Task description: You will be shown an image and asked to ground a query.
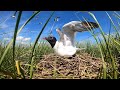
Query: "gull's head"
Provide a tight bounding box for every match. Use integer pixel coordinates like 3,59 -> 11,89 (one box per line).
43,35 -> 57,48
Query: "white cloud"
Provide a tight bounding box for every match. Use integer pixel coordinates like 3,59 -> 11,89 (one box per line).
23,37 -> 31,41
16,36 -> 24,41
21,41 -> 28,45
3,37 -> 10,41
15,36 -> 31,45
16,41 -> 30,46
16,36 -> 31,41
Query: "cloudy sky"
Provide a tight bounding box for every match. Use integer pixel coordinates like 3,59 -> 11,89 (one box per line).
0,11 -> 120,45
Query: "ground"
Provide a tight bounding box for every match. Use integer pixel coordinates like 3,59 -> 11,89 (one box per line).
28,53 -> 103,79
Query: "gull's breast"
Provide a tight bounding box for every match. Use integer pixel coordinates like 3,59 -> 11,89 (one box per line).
53,41 -> 76,57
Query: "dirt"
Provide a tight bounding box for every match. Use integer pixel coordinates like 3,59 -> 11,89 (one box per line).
32,53 -> 103,79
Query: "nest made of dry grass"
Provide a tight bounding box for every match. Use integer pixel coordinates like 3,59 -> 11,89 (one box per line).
32,53 -> 102,79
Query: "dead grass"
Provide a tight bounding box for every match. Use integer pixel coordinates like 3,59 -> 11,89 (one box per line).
30,53 -> 103,79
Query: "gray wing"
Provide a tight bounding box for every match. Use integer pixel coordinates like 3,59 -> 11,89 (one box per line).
62,21 -> 99,46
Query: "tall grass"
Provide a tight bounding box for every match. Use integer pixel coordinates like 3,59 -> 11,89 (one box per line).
0,11 -> 41,78
0,11 -> 120,79
29,11 -> 55,79
0,40 -> 53,79
12,11 -> 22,77
79,11 -> 120,79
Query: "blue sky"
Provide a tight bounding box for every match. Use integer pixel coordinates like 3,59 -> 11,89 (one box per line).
0,11 -> 120,44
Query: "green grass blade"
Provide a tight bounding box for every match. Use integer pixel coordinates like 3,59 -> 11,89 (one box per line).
12,11 -> 22,76
29,11 -> 55,79
13,11 -> 22,76
106,12 -> 120,37
88,12 -> 117,79
17,11 -> 41,35
110,36 -> 120,49
97,37 -> 107,59
0,11 -> 41,67
16,60 -> 25,79
82,16 -> 107,79
107,20 -> 112,47
114,11 -> 120,19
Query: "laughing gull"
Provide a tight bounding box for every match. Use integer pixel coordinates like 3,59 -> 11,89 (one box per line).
44,21 -> 99,57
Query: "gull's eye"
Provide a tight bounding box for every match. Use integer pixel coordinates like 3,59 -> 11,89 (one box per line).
49,37 -> 53,39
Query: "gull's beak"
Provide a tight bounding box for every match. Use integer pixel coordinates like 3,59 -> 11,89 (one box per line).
42,37 -> 47,40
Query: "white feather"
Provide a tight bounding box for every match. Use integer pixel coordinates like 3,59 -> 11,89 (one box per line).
53,21 -> 98,57
53,41 -> 76,57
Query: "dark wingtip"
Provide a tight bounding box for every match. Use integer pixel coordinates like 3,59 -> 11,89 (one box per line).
81,21 -> 99,29
89,22 -> 99,28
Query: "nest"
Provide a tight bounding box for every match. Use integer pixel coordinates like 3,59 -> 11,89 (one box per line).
32,53 -> 102,79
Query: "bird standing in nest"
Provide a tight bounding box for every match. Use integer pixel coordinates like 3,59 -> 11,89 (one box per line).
44,21 -> 99,58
